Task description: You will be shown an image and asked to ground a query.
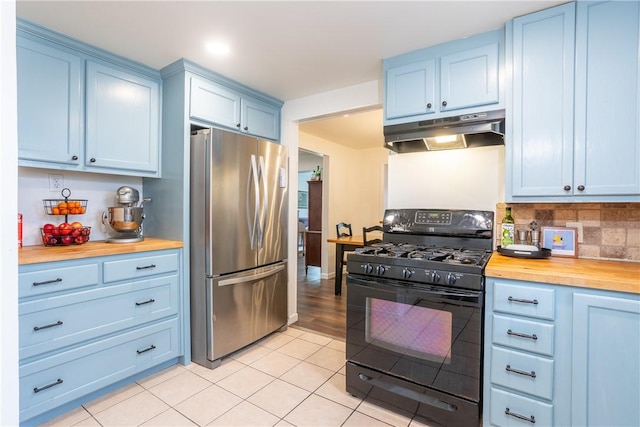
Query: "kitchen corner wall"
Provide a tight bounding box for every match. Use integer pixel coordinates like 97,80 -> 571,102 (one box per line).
496,202 -> 640,262
18,167 -> 142,246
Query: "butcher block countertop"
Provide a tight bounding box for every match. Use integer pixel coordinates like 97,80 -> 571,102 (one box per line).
19,238 -> 184,265
486,252 -> 640,294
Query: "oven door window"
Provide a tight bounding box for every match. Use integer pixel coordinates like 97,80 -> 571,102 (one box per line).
346,276 -> 482,402
366,298 -> 452,364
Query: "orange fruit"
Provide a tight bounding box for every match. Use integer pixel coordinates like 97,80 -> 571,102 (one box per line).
51,207 -> 60,215
58,201 -> 67,209
79,207 -> 85,214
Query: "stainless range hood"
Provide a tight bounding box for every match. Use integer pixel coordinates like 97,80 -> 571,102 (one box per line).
384,109 -> 505,153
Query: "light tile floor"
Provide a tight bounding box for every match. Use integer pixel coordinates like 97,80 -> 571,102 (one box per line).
41,327 -> 434,427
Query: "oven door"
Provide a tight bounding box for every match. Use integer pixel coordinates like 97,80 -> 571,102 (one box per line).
346,274 -> 483,402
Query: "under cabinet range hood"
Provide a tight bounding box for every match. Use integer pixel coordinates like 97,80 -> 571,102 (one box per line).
384,109 -> 505,153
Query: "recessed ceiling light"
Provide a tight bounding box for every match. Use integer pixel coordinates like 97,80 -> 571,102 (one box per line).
206,41 -> 230,55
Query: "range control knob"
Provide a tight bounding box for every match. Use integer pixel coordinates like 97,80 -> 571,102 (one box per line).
402,268 -> 414,280
430,271 -> 441,283
362,263 -> 373,274
376,265 -> 388,276
447,273 -> 458,285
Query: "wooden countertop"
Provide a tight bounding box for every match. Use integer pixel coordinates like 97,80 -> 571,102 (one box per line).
486,252 -> 640,294
19,237 -> 184,265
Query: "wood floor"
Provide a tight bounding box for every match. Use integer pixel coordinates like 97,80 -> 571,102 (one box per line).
295,255 -> 346,340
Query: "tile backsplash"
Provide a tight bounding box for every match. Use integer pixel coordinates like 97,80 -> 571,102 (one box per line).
496,202 -> 640,262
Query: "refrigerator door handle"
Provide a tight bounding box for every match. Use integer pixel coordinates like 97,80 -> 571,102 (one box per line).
246,154 -> 259,249
257,155 -> 268,247
217,263 -> 286,287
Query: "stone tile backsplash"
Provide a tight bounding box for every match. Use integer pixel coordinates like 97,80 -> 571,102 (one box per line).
496,202 -> 640,262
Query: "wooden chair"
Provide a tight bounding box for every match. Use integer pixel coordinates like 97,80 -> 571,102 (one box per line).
336,222 -> 353,273
297,221 -> 306,256
363,225 -> 384,246
336,222 -> 352,238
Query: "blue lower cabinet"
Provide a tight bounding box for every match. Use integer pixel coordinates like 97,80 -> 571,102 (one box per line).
20,319 -> 179,422
485,277 -> 640,426
18,249 -> 183,424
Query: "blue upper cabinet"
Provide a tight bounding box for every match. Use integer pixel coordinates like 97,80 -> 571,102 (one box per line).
16,19 -> 162,178
385,60 -> 436,120
573,1 -> 640,197
383,29 -> 503,125
189,75 -> 280,141
17,37 -> 83,166
509,3 -> 576,198
86,61 -> 160,174
440,44 -> 500,112
508,1 -> 640,201
190,77 -> 242,131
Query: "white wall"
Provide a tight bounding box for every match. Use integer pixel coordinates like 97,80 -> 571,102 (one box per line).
1,0 -> 19,423
388,145 -> 505,213
281,80 -> 382,324
18,168 -> 142,246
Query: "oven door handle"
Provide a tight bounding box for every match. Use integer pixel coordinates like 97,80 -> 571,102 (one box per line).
427,289 -> 481,299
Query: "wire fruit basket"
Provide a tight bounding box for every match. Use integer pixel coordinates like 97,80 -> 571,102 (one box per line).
41,188 -> 90,246
42,188 -> 88,220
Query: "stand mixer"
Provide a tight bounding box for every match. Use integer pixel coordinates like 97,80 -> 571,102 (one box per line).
102,186 -> 151,243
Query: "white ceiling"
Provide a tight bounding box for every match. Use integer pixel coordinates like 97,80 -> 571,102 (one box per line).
16,0 -> 565,149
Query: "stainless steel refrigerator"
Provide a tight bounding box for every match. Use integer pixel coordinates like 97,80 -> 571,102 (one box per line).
190,128 -> 288,369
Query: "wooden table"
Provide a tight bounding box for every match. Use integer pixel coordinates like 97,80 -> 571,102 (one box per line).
327,235 -> 365,295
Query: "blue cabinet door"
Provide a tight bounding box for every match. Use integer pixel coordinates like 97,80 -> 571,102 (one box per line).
574,1 -> 640,196
385,60 -> 436,120
17,37 -> 82,166
85,61 -> 160,175
189,77 -> 241,131
241,98 -> 279,141
572,292 -> 640,426
440,43 -> 499,112
510,3 -> 576,197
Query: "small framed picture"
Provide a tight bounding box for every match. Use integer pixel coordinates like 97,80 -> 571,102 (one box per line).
541,226 -> 578,257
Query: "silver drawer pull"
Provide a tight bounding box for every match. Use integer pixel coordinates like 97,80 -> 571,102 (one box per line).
33,278 -> 62,286
508,296 -> 539,305
507,329 -> 538,341
136,264 -> 156,270
33,378 -> 63,393
135,298 -> 156,306
505,407 -> 536,424
506,364 -> 536,378
136,345 -> 156,354
33,320 -> 63,331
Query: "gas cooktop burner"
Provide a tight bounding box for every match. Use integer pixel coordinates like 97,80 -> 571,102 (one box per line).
355,245 -> 487,266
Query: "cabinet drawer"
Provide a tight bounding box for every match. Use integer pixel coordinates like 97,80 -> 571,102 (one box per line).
19,264 -> 99,298
103,252 -> 178,283
492,314 -> 554,356
491,346 -> 554,400
490,387 -> 552,427
19,275 -> 178,359
20,318 -> 179,422
494,281 -> 555,320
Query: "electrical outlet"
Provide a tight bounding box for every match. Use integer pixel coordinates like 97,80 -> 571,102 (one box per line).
566,221 -> 584,243
48,174 -> 64,192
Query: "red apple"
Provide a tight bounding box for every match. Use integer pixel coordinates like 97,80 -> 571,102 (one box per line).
74,236 -> 85,244
43,223 -> 56,233
71,229 -> 82,238
60,235 -> 73,245
58,222 -> 72,236
81,227 -> 91,236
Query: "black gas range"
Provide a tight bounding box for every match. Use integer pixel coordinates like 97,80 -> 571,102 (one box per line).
347,209 -> 494,290
345,209 -> 494,427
